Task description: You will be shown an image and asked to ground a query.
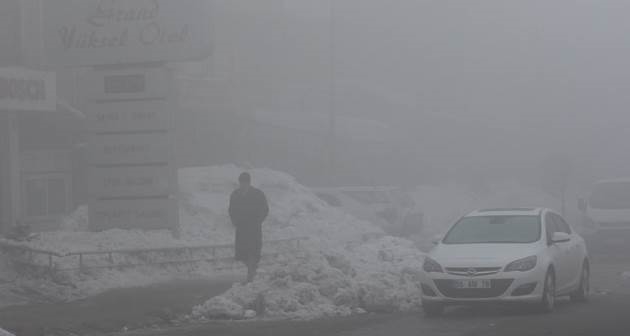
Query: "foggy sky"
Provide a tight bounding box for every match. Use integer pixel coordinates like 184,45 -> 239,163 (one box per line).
197,1 -> 630,183
338,1 -> 630,149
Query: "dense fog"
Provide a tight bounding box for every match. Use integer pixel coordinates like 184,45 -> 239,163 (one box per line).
170,0 -> 630,191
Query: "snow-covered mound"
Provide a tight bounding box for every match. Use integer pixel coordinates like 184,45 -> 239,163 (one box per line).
178,166 -> 383,249
192,237 -> 425,320
14,165 -> 382,256
0,327 -> 15,336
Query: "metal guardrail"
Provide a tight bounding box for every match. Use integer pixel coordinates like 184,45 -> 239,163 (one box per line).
0,237 -> 307,273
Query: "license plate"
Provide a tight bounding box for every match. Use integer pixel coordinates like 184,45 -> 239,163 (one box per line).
453,279 -> 492,289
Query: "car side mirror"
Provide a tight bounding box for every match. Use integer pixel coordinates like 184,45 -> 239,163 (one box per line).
577,198 -> 587,212
432,234 -> 443,245
551,232 -> 571,244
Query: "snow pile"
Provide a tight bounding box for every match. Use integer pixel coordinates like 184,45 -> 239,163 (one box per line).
0,327 -> 15,336
0,252 -> 23,309
192,236 -> 425,320
3,166 -> 383,302
179,166 -> 383,248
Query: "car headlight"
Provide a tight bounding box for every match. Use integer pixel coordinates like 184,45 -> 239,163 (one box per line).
504,256 -> 537,272
423,257 -> 443,273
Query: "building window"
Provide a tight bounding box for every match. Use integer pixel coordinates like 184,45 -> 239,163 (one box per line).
23,173 -> 70,218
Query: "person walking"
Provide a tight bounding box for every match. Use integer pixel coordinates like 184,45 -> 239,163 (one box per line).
229,172 -> 269,283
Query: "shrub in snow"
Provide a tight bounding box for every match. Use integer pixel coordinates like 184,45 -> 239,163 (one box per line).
244,310 -> 257,319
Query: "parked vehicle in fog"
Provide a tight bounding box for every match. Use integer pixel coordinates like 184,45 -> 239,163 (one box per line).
421,208 -> 589,316
579,179 -> 630,231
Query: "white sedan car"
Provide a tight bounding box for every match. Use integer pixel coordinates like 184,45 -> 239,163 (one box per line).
421,208 -> 589,316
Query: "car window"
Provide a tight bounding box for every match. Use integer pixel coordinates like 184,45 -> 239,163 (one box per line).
442,215 -> 541,244
551,213 -> 572,234
545,213 -> 557,243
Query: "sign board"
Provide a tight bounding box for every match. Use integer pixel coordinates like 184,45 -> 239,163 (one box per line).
22,0 -> 212,68
89,99 -> 173,133
89,165 -> 175,198
84,66 -> 172,101
89,198 -> 177,231
89,132 -> 172,165
84,64 -> 178,233
0,67 -> 56,111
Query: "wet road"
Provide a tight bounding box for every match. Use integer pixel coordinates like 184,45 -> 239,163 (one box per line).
3,236 -> 628,336
124,259 -> 630,336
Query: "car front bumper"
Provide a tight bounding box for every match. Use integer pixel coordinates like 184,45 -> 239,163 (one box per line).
421,267 -> 546,305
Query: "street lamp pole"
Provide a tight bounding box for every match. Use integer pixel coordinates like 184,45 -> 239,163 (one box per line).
327,0 -> 337,185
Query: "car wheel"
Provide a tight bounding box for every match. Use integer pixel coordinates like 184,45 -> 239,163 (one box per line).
538,269 -> 556,313
571,261 -> 590,302
422,302 -> 444,317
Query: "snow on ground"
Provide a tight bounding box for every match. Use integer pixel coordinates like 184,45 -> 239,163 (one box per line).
0,252 -> 24,309
192,236 -> 425,320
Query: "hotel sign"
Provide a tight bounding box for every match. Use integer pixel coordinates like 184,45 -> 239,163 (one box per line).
25,0 -> 212,68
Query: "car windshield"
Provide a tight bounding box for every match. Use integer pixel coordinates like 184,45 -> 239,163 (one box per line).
589,182 -> 630,210
443,215 -> 541,244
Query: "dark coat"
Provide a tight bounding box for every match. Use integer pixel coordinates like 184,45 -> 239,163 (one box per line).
228,186 -> 269,263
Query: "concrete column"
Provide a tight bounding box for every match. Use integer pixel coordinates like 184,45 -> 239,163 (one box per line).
0,111 -> 21,236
